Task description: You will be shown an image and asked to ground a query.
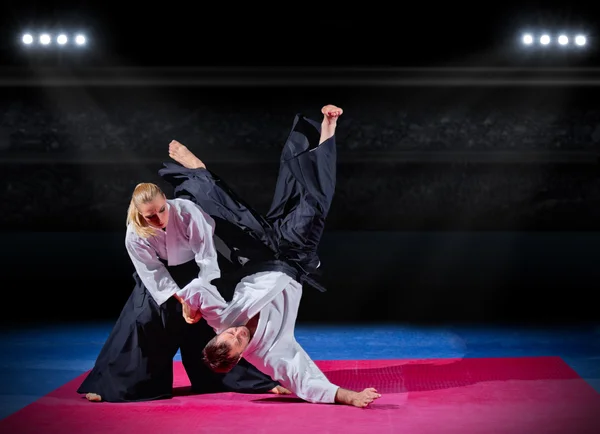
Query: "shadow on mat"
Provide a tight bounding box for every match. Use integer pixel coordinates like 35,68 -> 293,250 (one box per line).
319,357 -> 577,394
172,386 -> 197,397
251,396 -> 401,409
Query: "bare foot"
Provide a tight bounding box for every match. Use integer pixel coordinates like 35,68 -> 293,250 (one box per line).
269,385 -> 292,395
85,393 -> 102,402
318,104 -> 343,145
321,104 -> 343,127
169,140 -> 206,170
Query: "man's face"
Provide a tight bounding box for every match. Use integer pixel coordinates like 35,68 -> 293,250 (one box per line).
138,195 -> 169,229
217,326 -> 251,358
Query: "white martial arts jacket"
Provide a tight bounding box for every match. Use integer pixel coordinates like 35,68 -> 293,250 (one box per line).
125,198 -> 221,306
198,270 -> 341,404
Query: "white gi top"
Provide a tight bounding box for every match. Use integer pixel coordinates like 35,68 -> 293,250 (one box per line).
124,198 -> 221,306
199,271 -> 340,404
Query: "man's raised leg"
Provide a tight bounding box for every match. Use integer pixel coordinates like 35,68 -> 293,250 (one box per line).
159,141 -> 277,252
265,105 -> 342,273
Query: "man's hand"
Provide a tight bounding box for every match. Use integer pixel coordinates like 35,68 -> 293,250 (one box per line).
335,387 -> 381,408
352,387 -> 381,408
181,299 -> 202,324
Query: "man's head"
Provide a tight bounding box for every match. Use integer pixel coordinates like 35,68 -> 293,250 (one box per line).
202,326 -> 251,373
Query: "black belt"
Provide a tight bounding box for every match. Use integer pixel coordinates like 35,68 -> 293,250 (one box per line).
158,253 -> 327,294
232,259 -> 327,293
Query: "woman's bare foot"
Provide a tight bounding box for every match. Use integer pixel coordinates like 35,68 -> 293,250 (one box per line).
85,393 -> 102,402
169,140 -> 206,169
269,385 -> 292,395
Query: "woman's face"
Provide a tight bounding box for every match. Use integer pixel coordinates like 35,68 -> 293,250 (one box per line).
138,195 -> 169,229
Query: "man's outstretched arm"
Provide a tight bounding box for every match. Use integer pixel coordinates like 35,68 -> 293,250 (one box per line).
261,341 -> 381,408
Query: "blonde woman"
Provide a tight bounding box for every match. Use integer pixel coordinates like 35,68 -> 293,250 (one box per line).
77,183 -> 283,402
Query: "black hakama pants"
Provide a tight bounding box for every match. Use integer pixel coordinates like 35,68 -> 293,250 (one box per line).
158,113 -> 337,277
77,257 -> 278,402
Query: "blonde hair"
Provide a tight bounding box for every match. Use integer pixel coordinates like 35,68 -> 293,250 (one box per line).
126,183 -> 166,238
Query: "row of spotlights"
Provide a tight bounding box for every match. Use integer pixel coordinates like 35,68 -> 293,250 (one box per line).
22,33 -> 87,46
522,33 -> 586,46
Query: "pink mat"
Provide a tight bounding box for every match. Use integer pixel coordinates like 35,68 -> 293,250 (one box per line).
1,357 -> 599,434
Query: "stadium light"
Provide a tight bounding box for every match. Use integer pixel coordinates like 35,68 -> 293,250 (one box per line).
575,35 -> 586,46
19,31 -> 88,47
57,34 -> 68,45
522,33 -> 533,45
519,31 -> 589,50
39,33 -> 51,45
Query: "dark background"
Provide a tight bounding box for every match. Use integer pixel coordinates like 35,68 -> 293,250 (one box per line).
0,1 -> 599,68
1,1 -> 599,325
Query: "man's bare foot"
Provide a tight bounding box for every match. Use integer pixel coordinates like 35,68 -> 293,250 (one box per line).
85,393 -> 102,402
318,104 -> 343,145
321,104 -> 343,127
169,140 -> 206,170
269,385 -> 292,395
